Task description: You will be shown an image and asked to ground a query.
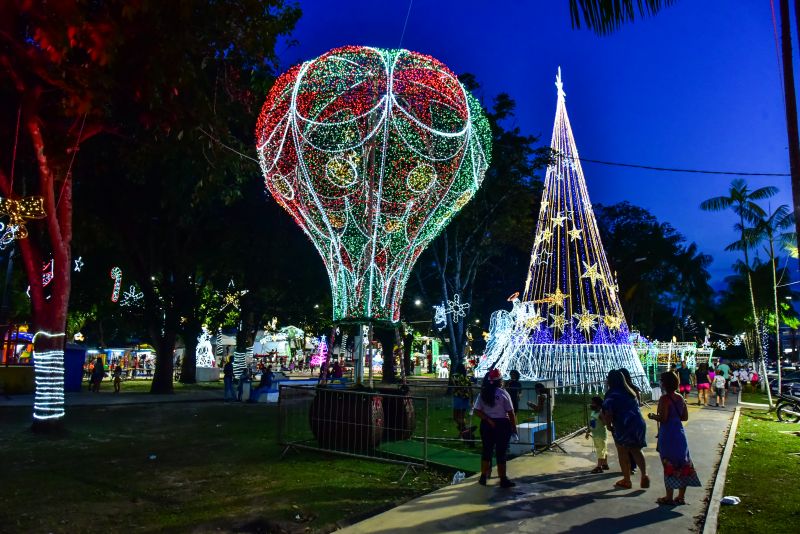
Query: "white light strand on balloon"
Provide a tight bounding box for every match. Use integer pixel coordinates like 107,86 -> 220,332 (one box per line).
31,331 -> 66,421
109,267 -> 122,302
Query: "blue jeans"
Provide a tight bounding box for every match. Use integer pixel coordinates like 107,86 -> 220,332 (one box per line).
224,376 -> 235,400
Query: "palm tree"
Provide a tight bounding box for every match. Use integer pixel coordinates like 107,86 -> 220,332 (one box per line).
569,0 -> 800,259
744,204 -> 794,399
700,179 -> 778,380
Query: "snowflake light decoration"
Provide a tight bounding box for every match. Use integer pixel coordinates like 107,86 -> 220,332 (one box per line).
256,46 -> 491,324
445,293 -> 470,324
120,285 -> 144,307
732,334 -> 742,347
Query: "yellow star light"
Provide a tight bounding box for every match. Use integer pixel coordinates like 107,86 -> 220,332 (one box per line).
540,228 -> 553,242
581,261 -> 605,287
550,312 -> 567,332
525,308 -> 547,330
547,287 -> 568,309
568,227 -> 583,242
574,312 -> 598,335
539,200 -> 549,213
551,212 -> 567,227
603,313 -> 623,331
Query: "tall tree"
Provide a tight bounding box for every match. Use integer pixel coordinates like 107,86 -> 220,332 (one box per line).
743,204 -> 794,399
70,1 -> 300,392
408,87 -> 549,369
701,179 -> 777,367
568,0 -> 678,34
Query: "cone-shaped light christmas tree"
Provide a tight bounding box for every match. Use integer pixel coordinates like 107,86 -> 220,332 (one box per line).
477,68 -> 649,391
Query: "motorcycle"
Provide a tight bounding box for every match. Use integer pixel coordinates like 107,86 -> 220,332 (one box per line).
776,393 -> 800,423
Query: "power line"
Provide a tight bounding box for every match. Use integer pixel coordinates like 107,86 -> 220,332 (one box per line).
569,156 -> 790,177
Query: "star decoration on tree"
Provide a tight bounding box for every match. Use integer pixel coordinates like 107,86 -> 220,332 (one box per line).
524,308 -> 547,330
550,311 -> 567,333
540,228 -> 553,242
567,227 -> 583,242
603,313 -> 623,331
73,256 -> 84,272
540,200 -> 549,213
546,287 -> 568,309
581,261 -> 605,287
573,312 -> 597,335
445,294 -> 470,323
551,212 -> 567,227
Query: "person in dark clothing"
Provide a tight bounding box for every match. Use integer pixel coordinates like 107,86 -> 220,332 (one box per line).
505,370 -> 522,413
677,361 -> 694,397
223,357 -> 235,401
695,363 -> 711,406
90,357 -> 105,393
249,365 -> 275,403
473,369 -> 517,488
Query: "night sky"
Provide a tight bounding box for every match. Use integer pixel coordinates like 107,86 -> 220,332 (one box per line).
278,0 -> 795,287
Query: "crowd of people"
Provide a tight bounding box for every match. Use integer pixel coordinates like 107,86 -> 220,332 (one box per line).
466,364 -> 711,506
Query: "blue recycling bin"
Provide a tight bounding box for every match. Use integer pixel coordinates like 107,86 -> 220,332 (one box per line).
64,344 -> 87,393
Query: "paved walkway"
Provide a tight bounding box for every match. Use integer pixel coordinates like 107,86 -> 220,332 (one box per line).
341,395 -> 737,534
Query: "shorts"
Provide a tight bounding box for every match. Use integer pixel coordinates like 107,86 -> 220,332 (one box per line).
697,383 -> 710,390
453,397 -> 470,410
679,384 -> 692,393
593,436 -> 608,459
715,387 -> 725,397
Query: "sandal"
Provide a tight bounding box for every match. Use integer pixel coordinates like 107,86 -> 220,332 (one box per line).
590,466 -> 603,474
614,479 -> 632,489
641,475 -> 650,489
656,497 -> 674,505
673,497 -> 686,505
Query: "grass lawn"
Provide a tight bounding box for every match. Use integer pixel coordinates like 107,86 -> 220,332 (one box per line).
0,402 -> 449,533
717,408 -> 800,533
98,378 -> 224,394
740,389 -> 771,404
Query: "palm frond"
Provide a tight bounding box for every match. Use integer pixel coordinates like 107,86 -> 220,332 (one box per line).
749,185 -> 779,200
699,196 -> 732,212
568,0 -> 679,35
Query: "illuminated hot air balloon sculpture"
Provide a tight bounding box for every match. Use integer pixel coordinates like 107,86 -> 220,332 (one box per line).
256,46 -> 491,325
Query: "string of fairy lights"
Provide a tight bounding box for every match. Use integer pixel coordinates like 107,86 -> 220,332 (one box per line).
256,45 -> 491,324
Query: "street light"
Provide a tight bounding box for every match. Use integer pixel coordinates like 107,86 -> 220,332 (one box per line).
414,299 -> 422,306
475,319 -> 480,324
314,304 -> 319,309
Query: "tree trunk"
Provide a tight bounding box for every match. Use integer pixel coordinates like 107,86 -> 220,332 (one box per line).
377,326 -> 396,383
151,331 -> 177,394
789,0 -> 800,268
770,240 -> 781,401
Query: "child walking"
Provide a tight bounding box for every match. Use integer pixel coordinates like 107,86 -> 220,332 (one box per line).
713,372 -> 726,408
113,364 -> 122,393
586,396 -> 609,473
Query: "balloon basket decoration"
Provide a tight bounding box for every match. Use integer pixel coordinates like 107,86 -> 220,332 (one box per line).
309,387 -> 384,452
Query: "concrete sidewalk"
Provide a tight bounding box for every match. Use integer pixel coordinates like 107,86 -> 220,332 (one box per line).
341,396 -> 737,534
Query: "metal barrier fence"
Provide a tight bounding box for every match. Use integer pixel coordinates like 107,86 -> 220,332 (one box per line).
278,375 -> 652,468
278,384 -> 430,468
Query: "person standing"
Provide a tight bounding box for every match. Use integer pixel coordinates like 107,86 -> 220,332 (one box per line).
473,369 -> 517,488
716,360 -> 731,403
505,370 -> 522,413
113,364 -> 122,394
452,364 -> 473,440
695,363 -> 711,406
677,361 -> 693,399
648,372 -> 702,505
223,356 -> 235,401
90,357 -> 105,393
586,396 -> 609,473
713,372 -> 727,408
602,369 -> 649,490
